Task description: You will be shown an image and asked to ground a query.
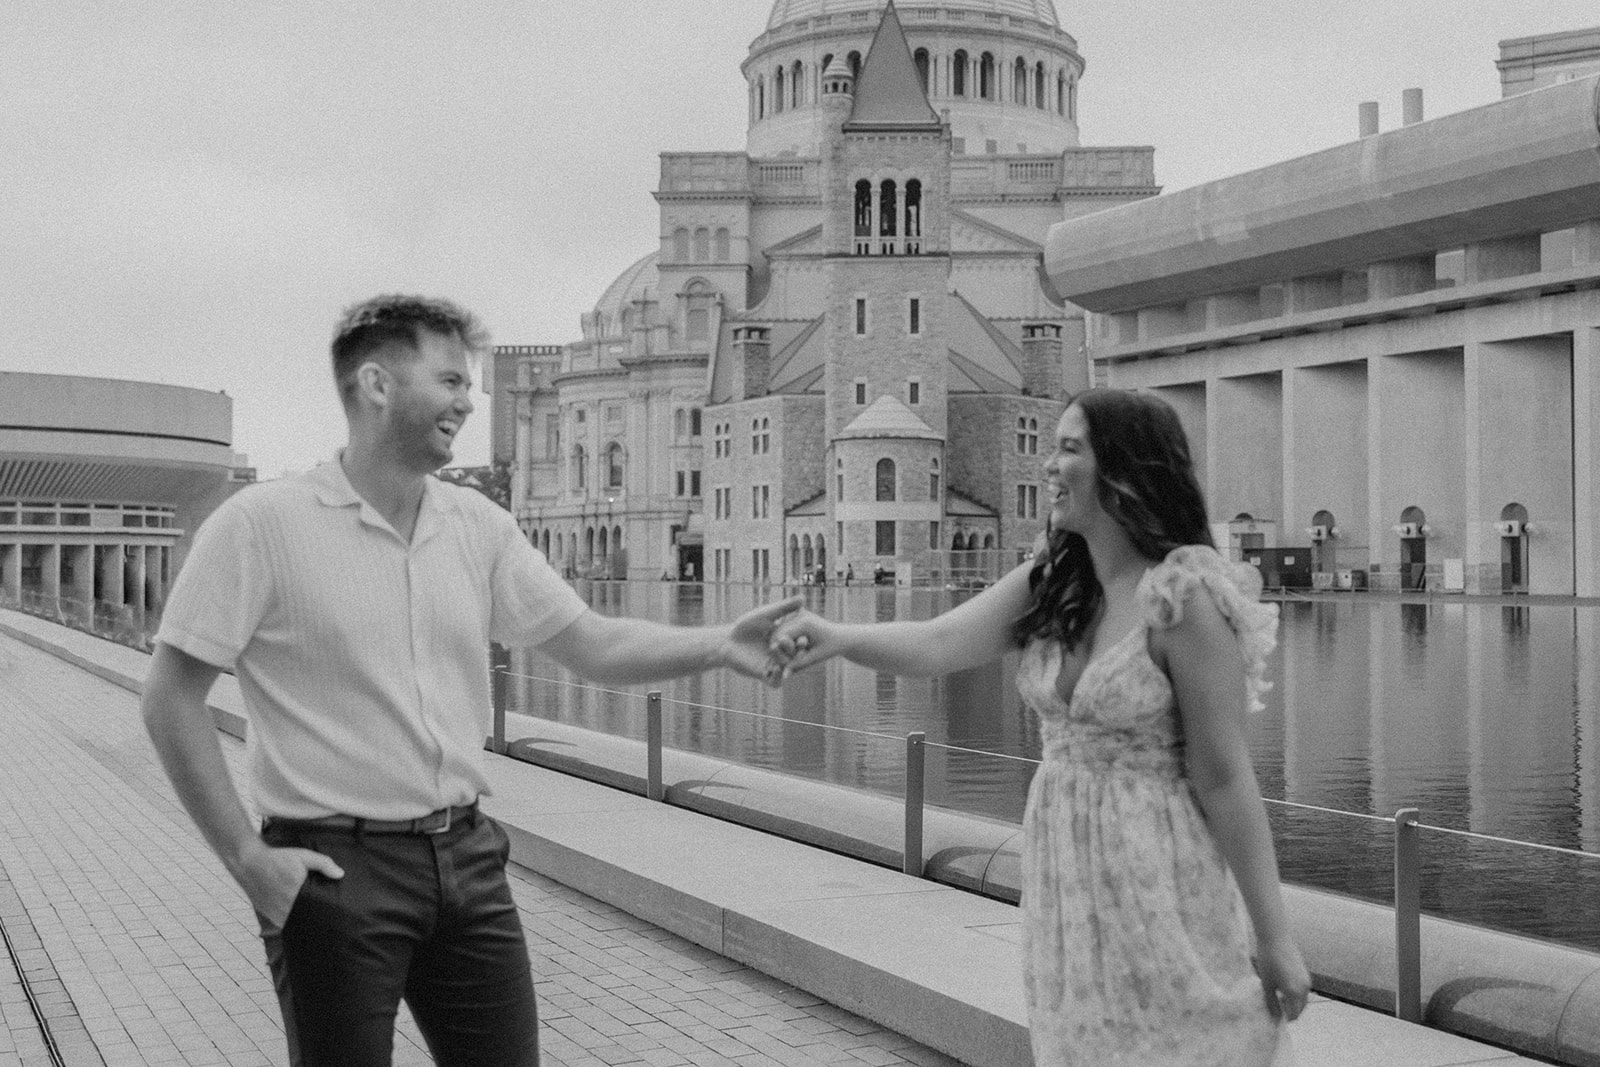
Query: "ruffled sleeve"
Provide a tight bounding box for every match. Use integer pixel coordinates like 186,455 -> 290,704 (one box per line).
1138,544 -> 1279,713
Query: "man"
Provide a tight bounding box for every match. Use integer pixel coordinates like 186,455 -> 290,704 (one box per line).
142,295 -> 797,1066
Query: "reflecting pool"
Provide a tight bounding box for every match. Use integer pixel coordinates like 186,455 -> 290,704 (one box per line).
508,582 -> 1600,952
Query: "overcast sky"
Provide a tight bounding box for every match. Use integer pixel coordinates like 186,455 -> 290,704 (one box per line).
4,1 -> 1595,478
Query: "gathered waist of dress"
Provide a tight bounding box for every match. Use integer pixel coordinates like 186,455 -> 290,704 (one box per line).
1041,725 -> 1183,777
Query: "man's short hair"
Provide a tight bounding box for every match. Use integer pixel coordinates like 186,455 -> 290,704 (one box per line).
331,295 -> 491,405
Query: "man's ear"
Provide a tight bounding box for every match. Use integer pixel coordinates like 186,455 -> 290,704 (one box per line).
355,360 -> 393,410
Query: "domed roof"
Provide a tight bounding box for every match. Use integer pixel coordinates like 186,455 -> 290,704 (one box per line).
587,251 -> 659,340
766,0 -> 1060,32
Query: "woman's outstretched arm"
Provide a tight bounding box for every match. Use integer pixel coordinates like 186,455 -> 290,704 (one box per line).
1155,591 -> 1311,1022
773,556 -> 1036,678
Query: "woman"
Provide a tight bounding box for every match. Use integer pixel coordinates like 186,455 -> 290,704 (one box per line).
771,389 -> 1309,1065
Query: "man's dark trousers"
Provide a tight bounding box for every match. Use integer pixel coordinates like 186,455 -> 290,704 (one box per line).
259,810 -> 540,1066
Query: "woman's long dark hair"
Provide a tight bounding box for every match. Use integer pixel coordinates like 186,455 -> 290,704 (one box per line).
1011,389 -> 1214,651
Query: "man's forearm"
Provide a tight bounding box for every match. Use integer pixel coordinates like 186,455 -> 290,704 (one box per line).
142,683 -> 261,878
576,618 -> 731,685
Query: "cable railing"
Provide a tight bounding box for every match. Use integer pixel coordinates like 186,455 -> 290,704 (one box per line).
488,654 -> 1600,1027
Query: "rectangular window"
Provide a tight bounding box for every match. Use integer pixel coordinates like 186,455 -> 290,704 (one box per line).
929,521 -> 940,549
855,297 -> 867,336
675,471 -> 686,497
690,470 -> 701,497
759,549 -> 770,580
837,474 -> 845,500
545,415 -> 559,459
908,380 -> 920,406
908,297 -> 921,336
752,487 -> 761,519
930,471 -> 940,499
876,520 -> 896,557
752,548 -> 761,580
854,380 -> 867,405
690,409 -> 702,437
760,485 -> 770,518
1015,484 -> 1038,519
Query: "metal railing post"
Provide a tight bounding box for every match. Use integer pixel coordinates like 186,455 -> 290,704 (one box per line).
904,732 -> 926,877
1394,806 -> 1422,1022
646,691 -> 664,802
488,643 -> 510,755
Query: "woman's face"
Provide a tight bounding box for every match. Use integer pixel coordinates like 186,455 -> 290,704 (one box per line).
1045,404 -> 1105,535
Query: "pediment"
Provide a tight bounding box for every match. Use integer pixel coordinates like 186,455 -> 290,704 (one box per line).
951,210 -> 1043,255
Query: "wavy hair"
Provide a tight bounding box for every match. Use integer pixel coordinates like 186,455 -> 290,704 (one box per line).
1011,389 -> 1213,651
331,294 -> 491,408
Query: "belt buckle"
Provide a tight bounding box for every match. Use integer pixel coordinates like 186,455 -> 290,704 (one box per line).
420,806 -> 452,834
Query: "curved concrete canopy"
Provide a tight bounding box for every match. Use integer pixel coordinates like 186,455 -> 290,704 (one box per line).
1044,74 -> 1600,313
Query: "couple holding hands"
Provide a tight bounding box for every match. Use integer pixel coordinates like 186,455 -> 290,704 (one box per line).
145,294 -> 1305,1067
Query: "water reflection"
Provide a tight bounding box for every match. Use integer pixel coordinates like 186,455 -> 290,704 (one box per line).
512,582 -> 1600,951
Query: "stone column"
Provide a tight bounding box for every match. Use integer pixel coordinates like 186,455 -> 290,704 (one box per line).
128,545 -> 147,615
68,544 -> 94,625
41,543 -> 61,611
1,543 -> 19,605
1575,326 -> 1600,597
1580,610 -> 1600,851
97,544 -> 126,610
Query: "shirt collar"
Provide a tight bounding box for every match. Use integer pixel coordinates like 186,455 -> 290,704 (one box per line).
309,452 -> 455,545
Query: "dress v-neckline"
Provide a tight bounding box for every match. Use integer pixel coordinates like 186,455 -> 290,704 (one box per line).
1054,623 -> 1145,706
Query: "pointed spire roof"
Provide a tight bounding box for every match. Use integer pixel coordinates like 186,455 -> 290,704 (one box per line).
845,2 -> 941,130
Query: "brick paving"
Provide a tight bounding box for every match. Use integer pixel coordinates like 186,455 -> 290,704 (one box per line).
0,632 -> 960,1067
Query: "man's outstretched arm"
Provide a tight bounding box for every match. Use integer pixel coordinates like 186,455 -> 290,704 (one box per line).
141,643 -> 342,927
538,595 -> 802,687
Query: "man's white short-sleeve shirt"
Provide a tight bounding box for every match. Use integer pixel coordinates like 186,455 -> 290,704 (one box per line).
157,457 -> 587,821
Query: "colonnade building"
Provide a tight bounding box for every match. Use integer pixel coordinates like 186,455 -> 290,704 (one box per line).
1044,43 -> 1600,596
0,372 -> 246,634
501,0 -> 1159,582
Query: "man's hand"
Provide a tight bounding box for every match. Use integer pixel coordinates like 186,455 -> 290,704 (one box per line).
234,840 -> 345,934
769,609 -> 837,678
721,595 -> 804,686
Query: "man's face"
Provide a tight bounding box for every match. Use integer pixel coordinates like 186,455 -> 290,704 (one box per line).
383,328 -> 474,474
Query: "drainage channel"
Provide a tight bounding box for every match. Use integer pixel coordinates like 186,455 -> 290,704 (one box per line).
0,861 -> 98,1067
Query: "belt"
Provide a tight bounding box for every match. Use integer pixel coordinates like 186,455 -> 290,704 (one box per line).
262,801 -> 479,836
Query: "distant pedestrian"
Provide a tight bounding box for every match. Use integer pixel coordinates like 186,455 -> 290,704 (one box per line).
773,389 -> 1307,1065
845,564 -> 854,585
142,295 -> 799,1067
814,564 -> 826,586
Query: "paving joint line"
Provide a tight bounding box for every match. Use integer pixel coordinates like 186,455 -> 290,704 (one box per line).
0,857 -> 98,1067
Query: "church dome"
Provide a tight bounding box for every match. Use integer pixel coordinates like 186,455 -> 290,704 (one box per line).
585,251 -> 659,342
767,0 -> 1060,32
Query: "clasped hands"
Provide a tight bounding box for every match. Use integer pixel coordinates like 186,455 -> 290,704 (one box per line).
727,597 -> 832,686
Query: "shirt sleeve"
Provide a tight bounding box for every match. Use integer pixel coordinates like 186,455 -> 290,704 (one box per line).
155,494 -> 272,669
487,510 -> 588,647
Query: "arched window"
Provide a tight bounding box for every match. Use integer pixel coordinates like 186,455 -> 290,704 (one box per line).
687,308 -> 709,343
979,53 -> 994,100
802,534 -> 813,570
1035,62 -> 1046,109
757,77 -> 765,119
585,526 -> 595,562
790,535 -> 801,578
929,457 -> 940,501
876,458 -> 896,501
953,50 -> 967,96
1013,57 -> 1028,105
693,227 -> 710,262
848,51 -> 861,80
542,530 -> 550,556
879,181 -> 897,246
816,536 -> 826,571
690,408 -> 702,437
606,443 -> 624,489
714,227 -> 730,261
572,445 -> 587,491
1068,78 -> 1077,119
904,180 -> 921,252
1056,70 -> 1066,115
914,49 -> 930,95
983,533 -> 995,549
672,228 -> 689,261
854,179 -> 872,254
792,60 -> 804,107
1016,417 -> 1038,454
774,66 -> 785,113
598,526 -> 609,562
751,418 -> 761,453
613,525 -> 622,554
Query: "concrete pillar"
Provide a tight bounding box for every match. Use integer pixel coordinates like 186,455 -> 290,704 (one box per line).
1369,351 -> 1464,591
1401,87 -> 1424,126
68,544 -> 93,620
1463,337 -> 1573,594
143,546 -> 162,613
0,543 -> 17,604
1108,311 -> 1138,345
1358,101 -> 1379,137
1367,256 -> 1435,300
1019,322 -> 1063,399
1210,373 -> 1283,524
97,544 -> 126,609
1149,383 -> 1209,502
1571,220 -> 1600,266
1284,274 -> 1345,314
1580,610 -> 1600,851
41,543 -> 61,609
1575,327 -> 1600,597
1462,234 -> 1541,283
127,545 -> 147,614
1284,363 -> 1368,570
1203,290 -> 1261,330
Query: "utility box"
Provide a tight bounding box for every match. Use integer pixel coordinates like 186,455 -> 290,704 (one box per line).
1245,548 -> 1313,590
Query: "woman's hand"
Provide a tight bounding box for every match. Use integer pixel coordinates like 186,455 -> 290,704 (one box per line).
769,609 -> 839,678
1256,936 -> 1311,1021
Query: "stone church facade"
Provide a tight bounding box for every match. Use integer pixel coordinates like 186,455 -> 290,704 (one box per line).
501,0 -> 1158,582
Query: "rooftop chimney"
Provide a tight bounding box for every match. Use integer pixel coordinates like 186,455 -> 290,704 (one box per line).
1402,88 -> 1424,125
1359,101 -> 1379,137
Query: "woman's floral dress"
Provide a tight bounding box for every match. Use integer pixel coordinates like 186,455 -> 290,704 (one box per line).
1017,545 -> 1287,1066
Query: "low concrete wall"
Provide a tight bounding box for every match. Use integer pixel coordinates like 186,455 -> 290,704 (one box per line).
506,713 -> 1600,1067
